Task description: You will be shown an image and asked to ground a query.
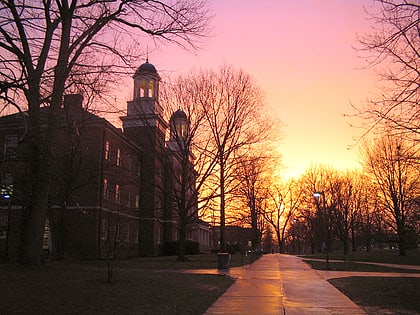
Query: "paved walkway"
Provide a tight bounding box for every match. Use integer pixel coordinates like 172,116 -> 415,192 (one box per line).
195,254 -> 418,315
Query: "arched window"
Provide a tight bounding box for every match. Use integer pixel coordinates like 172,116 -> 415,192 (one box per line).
148,81 -> 155,98
177,123 -> 188,138
140,80 -> 147,97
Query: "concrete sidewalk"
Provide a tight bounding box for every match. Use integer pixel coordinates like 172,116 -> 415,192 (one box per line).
203,254 -> 366,315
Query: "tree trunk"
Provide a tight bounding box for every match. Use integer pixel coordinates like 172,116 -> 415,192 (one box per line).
49,207 -> 65,261
19,95 -> 51,264
219,157 -> 226,253
177,219 -> 188,261
351,220 -> 356,252
397,223 -> 406,256
275,230 -> 282,253
20,151 -> 50,264
251,200 -> 259,251
343,235 -> 349,255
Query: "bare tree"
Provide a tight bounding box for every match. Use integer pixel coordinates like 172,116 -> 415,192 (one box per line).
0,0 -> 210,264
327,171 -> 364,256
361,133 -> 420,256
159,75 -> 218,261
190,65 -> 271,253
264,179 -> 304,253
230,153 -> 273,252
299,166 -> 342,257
350,172 -> 375,252
354,0 -> 419,142
160,66 -> 277,258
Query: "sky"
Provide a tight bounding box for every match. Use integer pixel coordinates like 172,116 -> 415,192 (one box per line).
120,0 -> 379,179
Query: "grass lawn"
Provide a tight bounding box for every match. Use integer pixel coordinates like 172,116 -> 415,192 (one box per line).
303,259 -> 420,273
303,249 -> 420,315
300,248 -> 420,265
330,277 -> 420,315
72,251 -> 258,270
0,253 -> 246,315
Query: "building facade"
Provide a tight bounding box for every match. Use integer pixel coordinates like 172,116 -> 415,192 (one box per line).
0,61 -> 211,261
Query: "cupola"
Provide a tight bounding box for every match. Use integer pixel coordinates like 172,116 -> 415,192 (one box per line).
170,108 -> 189,140
135,61 -> 157,74
132,59 -> 160,101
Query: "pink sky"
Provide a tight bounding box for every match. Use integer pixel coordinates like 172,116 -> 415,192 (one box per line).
119,0 -> 379,179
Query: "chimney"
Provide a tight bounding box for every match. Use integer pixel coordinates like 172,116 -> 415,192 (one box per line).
64,94 -> 83,108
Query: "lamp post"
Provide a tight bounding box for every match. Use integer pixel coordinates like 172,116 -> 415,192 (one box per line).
2,192 -> 11,261
313,191 -> 330,270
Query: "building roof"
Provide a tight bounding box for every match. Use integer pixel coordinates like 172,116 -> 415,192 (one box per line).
171,108 -> 187,121
135,60 -> 157,74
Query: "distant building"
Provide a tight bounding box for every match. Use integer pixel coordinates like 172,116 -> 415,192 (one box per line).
0,61 -> 211,261
211,225 -> 253,253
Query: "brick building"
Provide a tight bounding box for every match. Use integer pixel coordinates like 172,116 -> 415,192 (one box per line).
0,61 -> 211,261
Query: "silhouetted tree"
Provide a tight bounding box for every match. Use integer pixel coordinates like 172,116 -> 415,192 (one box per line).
328,171 -> 360,256
354,0 -> 419,142
231,153 -> 274,251
349,172 -> 375,252
160,76 -> 218,261
264,179 -> 304,253
191,66 -> 271,253
300,167 -> 349,267
361,134 -> 420,256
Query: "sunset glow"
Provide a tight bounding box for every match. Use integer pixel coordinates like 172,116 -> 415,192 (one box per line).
119,0 -> 379,179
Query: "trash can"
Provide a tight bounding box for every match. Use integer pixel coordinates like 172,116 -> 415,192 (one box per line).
217,252 -> 231,269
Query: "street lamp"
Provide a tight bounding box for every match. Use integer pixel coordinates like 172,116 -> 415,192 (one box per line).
313,191 -> 330,270
2,192 -> 11,261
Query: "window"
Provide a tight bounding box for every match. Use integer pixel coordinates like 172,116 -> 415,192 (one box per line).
126,190 -> 131,207
148,81 -> 154,98
115,184 -> 120,204
135,194 -> 140,209
116,148 -> 121,167
104,141 -> 110,161
1,173 -> 14,198
4,135 -> 18,158
133,226 -> 139,243
121,224 -> 129,242
43,220 -> 51,250
114,224 -> 120,239
0,213 -> 8,239
175,121 -> 188,138
101,219 -> 108,240
140,80 -> 146,97
126,224 -> 131,242
127,155 -> 132,171
103,178 -> 109,199
1,185 -> 13,199
157,226 -> 161,244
